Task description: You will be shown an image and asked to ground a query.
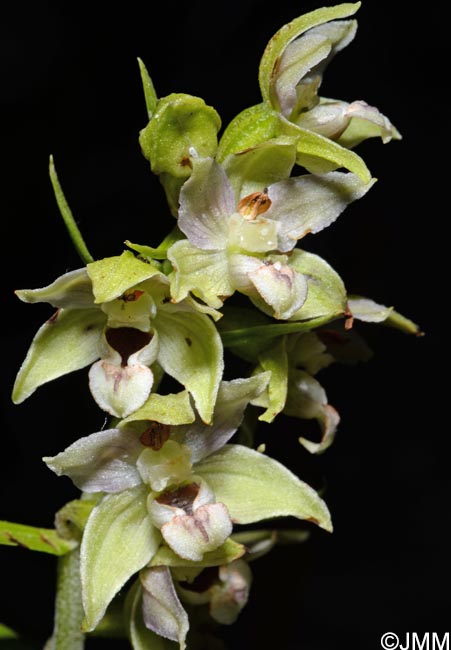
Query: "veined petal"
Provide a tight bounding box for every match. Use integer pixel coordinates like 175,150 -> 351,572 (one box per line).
168,240 -> 234,308
172,373 -> 271,463
209,560 -> 252,625
284,370 -> 339,454
12,308 -> 105,404
126,581 -> 171,650
89,328 -> 158,418
258,2 -> 361,105
161,503 -> 233,562
178,157 -> 234,250
43,428 -> 142,493
274,31 -> 331,116
89,361 -> 154,419
15,268 -> 94,309
87,251 -> 161,304
248,258 -> 308,320
347,296 -> 393,323
81,486 -> 160,631
338,100 -> 402,148
154,306 -> 223,424
196,444 -> 332,531
278,19 -> 357,117
140,567 -> 189,649
266,171 -> 374,252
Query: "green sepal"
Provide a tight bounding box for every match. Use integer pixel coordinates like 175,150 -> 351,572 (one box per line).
252,337 -> 288,423
0,623 -> 18,639
196,444 -> 332,531
55,499 -> 98,542
139,93 -> 221,178
80,485 -> 161,632
258,2 -> 361,106
120,390 -> 195,426
217,103 -> 279,161
12,308 -> 105,404
137,58 -> 158,118
168,242 -> 233,309
154,307 -> 223,424
126,227 -> 185,261
87,251 -> 160,304
280,119 -> 372,182
150,539 -> 245,569
0,520 -> 76,556
287,249 -> 347,321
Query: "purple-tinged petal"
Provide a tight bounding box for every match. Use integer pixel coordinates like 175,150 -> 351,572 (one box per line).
178,158 -> 234,250
43,428 -> 142,493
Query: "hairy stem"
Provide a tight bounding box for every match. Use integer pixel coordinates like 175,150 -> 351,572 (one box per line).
48,549 -> 85,650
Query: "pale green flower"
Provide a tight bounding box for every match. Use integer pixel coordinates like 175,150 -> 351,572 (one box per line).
13,251 -> 223,423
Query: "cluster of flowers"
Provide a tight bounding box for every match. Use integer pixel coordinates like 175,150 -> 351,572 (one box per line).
12,3 -> 412,648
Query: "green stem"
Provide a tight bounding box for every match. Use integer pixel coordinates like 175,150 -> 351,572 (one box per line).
49,156 -> 94,265
49,548 -> 85,650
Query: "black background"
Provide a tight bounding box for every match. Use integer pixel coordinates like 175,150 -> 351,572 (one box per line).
1,1 -> 447,649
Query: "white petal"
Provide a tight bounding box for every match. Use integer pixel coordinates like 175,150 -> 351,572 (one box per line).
161,503 -> 233,562
89,360 -> 153,418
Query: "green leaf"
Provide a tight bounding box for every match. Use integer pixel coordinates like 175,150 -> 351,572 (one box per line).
0,520 -> 76,555
121,390 -> 195,426
222,136 -> 297,197
139,93 -> 221,178
287,249 -> 347,321
0,623 -> 18,639
150,538 -> 245,569
168,241 -> 233,309
87,251 -> 160,304
217,103 -> 279,161
12,308 -> 104,404
126,227 -> 185,261
196,444 -> 332,531
220,314 -> 339,349
137,58 -> 158,118
80,486 -> 160,632
154,307 -> 223,424
252,337 -> 288,423
258,2 -> 361,105
125,581 -> 173,650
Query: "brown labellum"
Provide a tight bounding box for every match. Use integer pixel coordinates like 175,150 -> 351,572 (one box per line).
237,190 -> 271,221
140,421 -> 171,450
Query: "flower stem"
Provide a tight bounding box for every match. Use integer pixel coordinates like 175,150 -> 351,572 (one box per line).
49,156 -> 94,265
49,548 -> 85,650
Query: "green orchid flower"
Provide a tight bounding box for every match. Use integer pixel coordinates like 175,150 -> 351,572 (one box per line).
169,151 -> 372,319
12,251 -> 223,423
43,373 -> 332,636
